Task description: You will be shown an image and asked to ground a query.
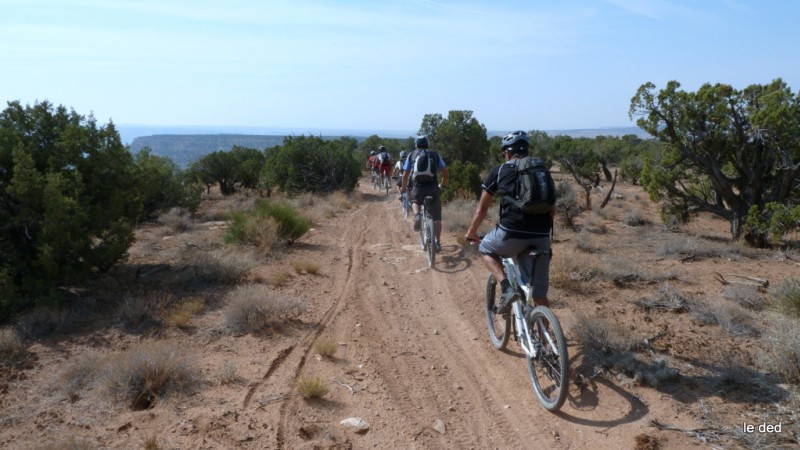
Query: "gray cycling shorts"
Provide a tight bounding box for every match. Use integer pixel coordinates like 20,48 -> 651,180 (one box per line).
479,227 -> 551,298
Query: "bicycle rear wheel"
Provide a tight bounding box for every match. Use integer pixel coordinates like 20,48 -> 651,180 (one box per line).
526,306 -> 569,411
425,218 -> 435,268
485,275 -> 510,350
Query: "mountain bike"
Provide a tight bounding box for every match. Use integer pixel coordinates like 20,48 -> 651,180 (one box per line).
418,196 -> 438,268
382,173 -> 390,195
484,247 -> 569,411
400,191 -> 410,219
371,169 -> 380,190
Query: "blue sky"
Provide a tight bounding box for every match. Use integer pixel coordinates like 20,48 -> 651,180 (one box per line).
2,0 -> 798,134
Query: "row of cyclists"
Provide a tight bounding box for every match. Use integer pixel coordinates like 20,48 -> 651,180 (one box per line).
366,131 -> 555,315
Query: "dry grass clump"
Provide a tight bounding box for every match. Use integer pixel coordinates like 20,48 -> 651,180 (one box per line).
633,283 -> 690,312
101,342 -> 200,410
34,435 -> 98,450
224,284 -> 307,334
265,271 -> 290,286
198,193 -> 257,221
327,191 -> 360,210
216,361 -> 243,385
573,230 -> 601,253
573,313 -> 679,387
315,339 -> 338,358
59,350 -> 106,399
16,307 -> 74,338
583,212 -> 608,235
758,314 -> 800,384
555,181 -> 582,231
597,256 -> 677,286
770,278 -> 800,318
624,208 -> 647,226
443,197 -> 479,232
292,260 -> 320,275
162,298 -> 205,328
196,248 -> 262,284
549,252 -> 599,293
0,327 -> 24,362
117,294 -> 162,332
157,207 -> 193,233
688,298 -> 759,337
723,285 -> 768,311
297,376 -> 329,399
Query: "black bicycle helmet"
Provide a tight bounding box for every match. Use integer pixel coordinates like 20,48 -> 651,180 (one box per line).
415,136 -> 429,149
501,130 -> 529,154
378,145 -> 386,152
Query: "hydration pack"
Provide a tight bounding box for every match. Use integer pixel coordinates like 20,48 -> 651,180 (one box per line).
378,151 -> 391,165
412,150 -> 436,181
504,157 -> 556,214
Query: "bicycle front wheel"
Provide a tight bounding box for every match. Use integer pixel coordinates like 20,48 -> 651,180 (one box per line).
526,306 -> 569,411
485,274 -> 510,350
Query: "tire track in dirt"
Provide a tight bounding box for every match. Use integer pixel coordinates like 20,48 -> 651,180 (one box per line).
273,200 -> 373,449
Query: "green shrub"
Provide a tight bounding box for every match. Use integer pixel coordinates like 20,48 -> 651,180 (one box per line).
0,101 -> 142,319
224,200 -> 313,246
261,135 -> 361,194
133,149 -> 202,219
441,161 -> 481,203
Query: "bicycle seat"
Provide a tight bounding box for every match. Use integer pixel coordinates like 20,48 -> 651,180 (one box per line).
522,247 -> 552,259
424,195 -> 434,201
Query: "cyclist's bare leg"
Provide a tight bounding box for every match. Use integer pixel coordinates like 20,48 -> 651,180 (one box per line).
533,296 -> 550,308
482,254 -> 508,287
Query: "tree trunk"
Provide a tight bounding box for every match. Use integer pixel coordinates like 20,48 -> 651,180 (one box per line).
601,161 -> 613,182
584,185 -> 592,210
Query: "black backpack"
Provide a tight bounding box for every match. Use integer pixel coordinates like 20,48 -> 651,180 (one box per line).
412,149 -> 436,181
505,157 -> 556,214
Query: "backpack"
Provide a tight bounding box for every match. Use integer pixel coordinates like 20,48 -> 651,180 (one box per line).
378,151 -> 391,165
504,157 -> 556,214
412,149 -> 436,181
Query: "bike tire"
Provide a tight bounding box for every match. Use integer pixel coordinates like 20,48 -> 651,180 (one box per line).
425,218 -> 435,268
485,274 -> 510,350
403,197 -> 410,219
526,306 -> 569,411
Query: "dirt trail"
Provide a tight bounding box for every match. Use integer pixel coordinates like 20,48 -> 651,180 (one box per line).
2,180 -> 745,449
241,184 -> 702,449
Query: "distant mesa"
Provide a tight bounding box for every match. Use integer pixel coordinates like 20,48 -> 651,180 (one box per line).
122,125 -> 649,168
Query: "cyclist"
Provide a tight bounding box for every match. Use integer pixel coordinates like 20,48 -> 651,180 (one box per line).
377,145 -> 393,187
400,136 -> 449,252
464,130 -> 555,314
366,150 -> 379,181
392,150 -> 408,192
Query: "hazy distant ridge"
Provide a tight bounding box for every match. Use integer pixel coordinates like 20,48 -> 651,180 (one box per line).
125,126 -> 649,168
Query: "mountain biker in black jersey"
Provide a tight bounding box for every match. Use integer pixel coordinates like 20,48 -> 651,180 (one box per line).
400,136 -> 449,252
465,130 -> 555,314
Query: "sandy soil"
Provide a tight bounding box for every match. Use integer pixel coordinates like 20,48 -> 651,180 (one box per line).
1,176 -> 798,449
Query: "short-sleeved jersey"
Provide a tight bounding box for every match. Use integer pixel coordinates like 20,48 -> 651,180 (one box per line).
482,160 -> 552,237
403,149 -> 446,186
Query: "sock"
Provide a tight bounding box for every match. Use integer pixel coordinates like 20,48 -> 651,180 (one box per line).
500,279 -> 511,292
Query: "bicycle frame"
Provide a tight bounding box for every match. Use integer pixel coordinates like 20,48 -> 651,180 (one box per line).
502,251 -> 557,359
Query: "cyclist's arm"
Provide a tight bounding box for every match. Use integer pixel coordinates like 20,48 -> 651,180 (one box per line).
439,166 -> 449,189
400,169 -> 411,192
465,189 -> 492,242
